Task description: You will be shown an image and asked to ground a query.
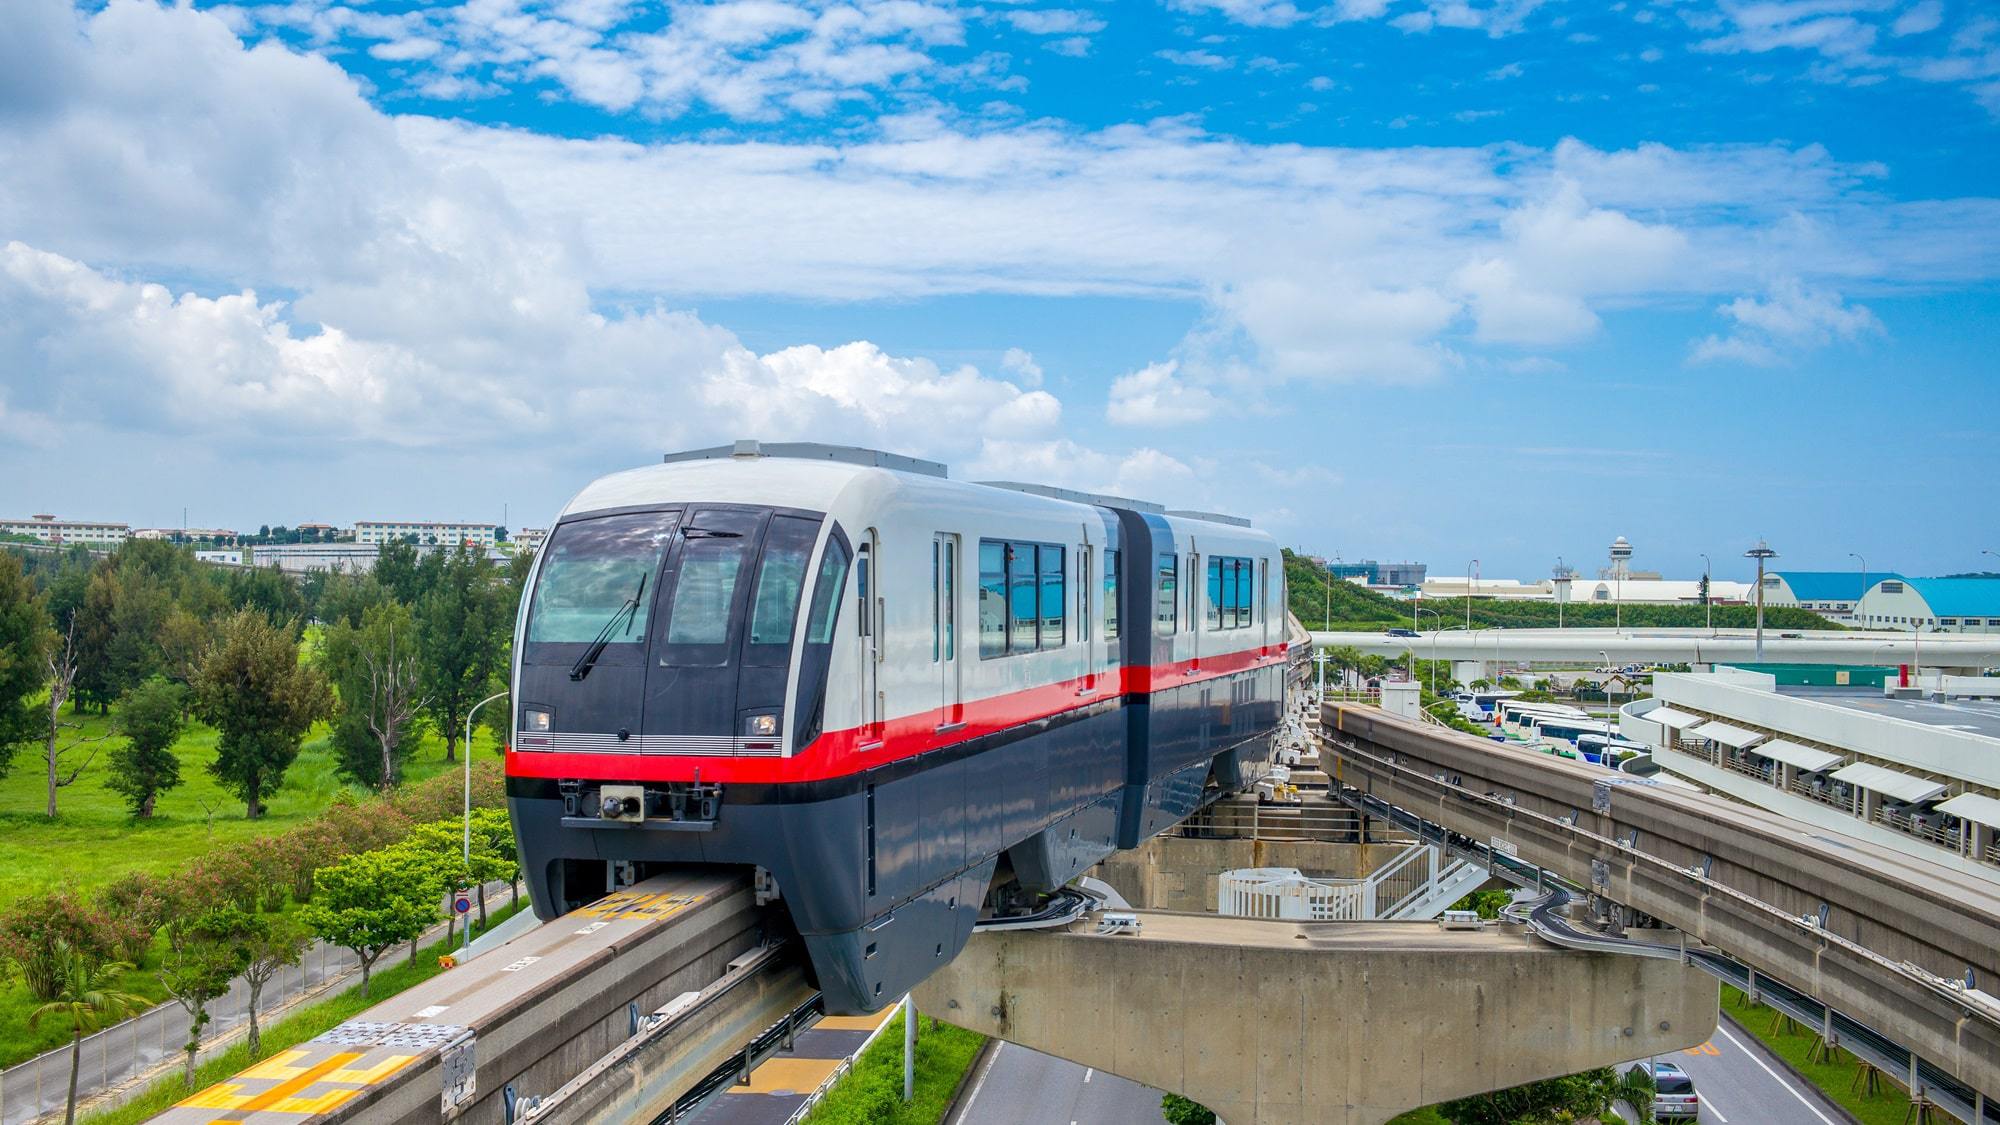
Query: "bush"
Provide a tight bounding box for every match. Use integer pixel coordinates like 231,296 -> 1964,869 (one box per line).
1163,1092 -> 1219,1124
0,889 -> 133,1000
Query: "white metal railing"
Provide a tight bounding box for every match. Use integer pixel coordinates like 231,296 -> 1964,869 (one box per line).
1875,807 -> 1958,848
1216,844 -> 1489,923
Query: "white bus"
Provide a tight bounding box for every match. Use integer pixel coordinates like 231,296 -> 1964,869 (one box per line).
1451,689 -> 1520,723
1496,700 -> 1589,732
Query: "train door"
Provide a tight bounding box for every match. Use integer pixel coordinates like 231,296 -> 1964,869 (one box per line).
1188,542 -> 1201,672
1078,539 -> 1096,693
933,532 -> 962,729
1260,557 -> 1271,650
857,531 -> 883,745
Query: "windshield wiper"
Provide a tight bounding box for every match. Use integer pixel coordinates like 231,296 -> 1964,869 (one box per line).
569,572 -> 647,682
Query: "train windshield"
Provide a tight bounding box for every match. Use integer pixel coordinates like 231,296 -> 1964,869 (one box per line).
526,512 -> 677,644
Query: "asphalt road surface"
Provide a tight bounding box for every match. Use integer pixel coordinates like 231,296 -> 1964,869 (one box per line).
950,1011 -> 1845,1125
1624,1015 -> 1846,1125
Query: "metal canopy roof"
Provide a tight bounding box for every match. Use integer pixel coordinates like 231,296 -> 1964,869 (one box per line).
1936,792 -> 2000,829
1829,762 -> 1949,805
1754,739 -> 1845,773
1646,706 -> 1703,729
1687,720 -> 1768,749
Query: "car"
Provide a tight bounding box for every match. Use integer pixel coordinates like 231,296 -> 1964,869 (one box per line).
1631,1060 -> 1700,1120
1386,627 -> 1420,637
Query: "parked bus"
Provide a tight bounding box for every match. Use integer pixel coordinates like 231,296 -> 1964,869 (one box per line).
1496,700 -> 1589,732
1577,732 -> 1648,768
1451,689 -> 1519,723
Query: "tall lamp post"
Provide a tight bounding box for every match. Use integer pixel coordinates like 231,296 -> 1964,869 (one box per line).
462,689 -> 510,956
1554,556 -> 1569,630
1848,552 -> 1868,627
1416,608 -> 1443,694
1466,559 -> 1479,632
1745,539 -> 1778,663
1699,553 -> 1713,634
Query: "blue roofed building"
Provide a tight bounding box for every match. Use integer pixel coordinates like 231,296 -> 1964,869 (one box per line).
1762,570 -> 1907,622
1855,577 -> 2000,634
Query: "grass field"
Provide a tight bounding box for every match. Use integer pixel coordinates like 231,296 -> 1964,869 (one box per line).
0,702 -> 505,912
0,701 -> 505,1068
75,896 -> 527,1125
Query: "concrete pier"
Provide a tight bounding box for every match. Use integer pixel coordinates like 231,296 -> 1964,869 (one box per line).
916,910 -> 1716,1125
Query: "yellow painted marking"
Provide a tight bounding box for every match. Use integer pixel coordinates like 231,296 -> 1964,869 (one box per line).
575,891 -> 701,919
240,1050 -> 313,1080
731,1056 -> 843,1095
325,1053 -> 419,1084
175,1050 -> 364,1111
815,1012 -> 896,1032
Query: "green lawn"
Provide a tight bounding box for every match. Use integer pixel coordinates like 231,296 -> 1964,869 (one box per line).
802,1011 -> 987,1125
0,703 -> 503,912
1720,986 -> 1915,1125
0,702 -> 504,1068
1384,1108 -> 1448,1124
77,896 -> 526,1125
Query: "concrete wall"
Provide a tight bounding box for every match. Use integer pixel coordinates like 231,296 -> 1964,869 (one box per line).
1092,836 -> 1387,912
917,915 -> 1715,1125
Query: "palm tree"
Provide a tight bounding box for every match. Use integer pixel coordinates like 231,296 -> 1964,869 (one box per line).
29,941 -> 149,1125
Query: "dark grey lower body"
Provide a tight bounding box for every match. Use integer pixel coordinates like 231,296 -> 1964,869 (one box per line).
507,668 -> 1282,1014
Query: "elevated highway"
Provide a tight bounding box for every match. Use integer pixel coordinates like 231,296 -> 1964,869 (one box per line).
1310,627 -> 2000,669
1321,703 -> 2000,1115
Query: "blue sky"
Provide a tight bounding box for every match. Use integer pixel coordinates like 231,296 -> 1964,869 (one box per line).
0,0 -> 1995,582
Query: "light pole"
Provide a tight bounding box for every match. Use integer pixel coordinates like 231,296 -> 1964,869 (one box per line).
1848,551 -> 1867,627
1466,558 -> 1479,632
1416,609 -> 1443,694
462,689 -> 509,956
1699,553 -> 1712,634
1745,539 -> 1777,662
1554,556 -> 1567,630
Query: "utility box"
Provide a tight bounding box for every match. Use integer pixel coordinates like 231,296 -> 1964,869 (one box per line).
1381,679 -> 1422,720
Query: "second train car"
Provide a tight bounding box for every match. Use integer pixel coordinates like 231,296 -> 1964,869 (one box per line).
505,442 -> 1292,1012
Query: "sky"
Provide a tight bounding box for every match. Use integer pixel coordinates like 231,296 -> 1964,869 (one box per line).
1,0 -> 1996,582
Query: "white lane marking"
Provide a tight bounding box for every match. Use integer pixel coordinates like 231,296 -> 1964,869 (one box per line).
1083,1068 -> 1093,1083
951,1041 -> 1002,1125
1716,1024 -> 1837,1125
1703,1095 -> 1729,1123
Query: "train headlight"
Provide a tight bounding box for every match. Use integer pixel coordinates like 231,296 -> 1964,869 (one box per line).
525,708 -> 552,733
745,713 -> 780,737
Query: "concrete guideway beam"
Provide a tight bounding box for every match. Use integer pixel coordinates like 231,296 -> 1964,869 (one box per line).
1321,704 -> 2000,1102
915,911 -> 1716,1125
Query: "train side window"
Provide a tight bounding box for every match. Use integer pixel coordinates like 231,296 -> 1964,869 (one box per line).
1104,549 -> 1120,640
1155,553 -> 1177,637
1231,558 -> 1250,628
978,540 -> 1006,658
747,516 -> 819,659
1007,543 -> 1038,653
804,538 -> 851,645
1258,559 -> 1269,627
1206,557 -> 1223,631
1038,544 -> 1065,650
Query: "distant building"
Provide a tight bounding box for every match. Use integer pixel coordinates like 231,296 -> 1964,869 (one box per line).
195,549 -> 245,566
132,527 -> 238,543
1761,570 -> 1906,622
1855,578 -> 2000,634
249,543 -> 381,573
513,527 -> 549,553
354,521 -> 499,548
0,515 -> 128,546
1328,559 -> 1426,587
1421,575 -> 1750,604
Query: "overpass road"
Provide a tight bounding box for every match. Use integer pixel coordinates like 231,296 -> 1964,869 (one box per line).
1321,703 -> 2000,1116
1309,627 -> 2000,668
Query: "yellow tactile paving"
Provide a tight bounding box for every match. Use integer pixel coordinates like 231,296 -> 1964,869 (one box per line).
173,1045 -> 420,1119
731,1056 -> 844,1095
812,1011 -> 895,1032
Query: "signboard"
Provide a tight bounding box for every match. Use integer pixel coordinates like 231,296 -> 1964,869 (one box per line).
440,1037 -> 477,1114
452,891 -> 471,915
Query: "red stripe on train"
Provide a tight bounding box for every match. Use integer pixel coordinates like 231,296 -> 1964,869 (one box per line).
506,646 -> 1290,786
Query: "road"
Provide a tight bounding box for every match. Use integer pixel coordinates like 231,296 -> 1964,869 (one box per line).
1625,1015 -> 1846,1125
951,1041 -> 1164,1125
949,1010 -> 1845,1125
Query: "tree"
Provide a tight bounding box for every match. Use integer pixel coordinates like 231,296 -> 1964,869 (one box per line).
1698,573 -> 1711,606
374,539 -> 422,604
42,622 -> 112,817
0,553 -> 45,779
240,915 -> 309,1057
298,849 -> 437,997
1162,1093 -> 1218,1125
323,603 -> 428,788
107,678 -> 188,817
155,607 -> 212,690
418,547 -> 504,762
70,569 -> 118,714
30,941 -> 147,1125
193,611 -> 333,818
0,888 -> 135,1002
160,905 -> 257,1087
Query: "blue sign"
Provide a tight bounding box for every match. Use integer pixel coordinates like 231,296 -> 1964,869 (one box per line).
453,892 -> 472,914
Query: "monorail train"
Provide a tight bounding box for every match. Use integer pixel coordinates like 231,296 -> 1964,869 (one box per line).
505,441 -> 1295,1013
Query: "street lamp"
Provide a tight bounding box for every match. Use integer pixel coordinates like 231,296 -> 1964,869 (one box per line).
1848,552 -> 1867,627
1745,539 -> 1777,662
1698,553 -> 1712,634
1466,558 -> 1479,632
462,689 -> 510,956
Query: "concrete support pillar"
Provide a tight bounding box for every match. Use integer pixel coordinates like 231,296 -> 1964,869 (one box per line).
1452,661 -> 1484,690
1862,788 -> 1881,823
1779,763 -> 1795,792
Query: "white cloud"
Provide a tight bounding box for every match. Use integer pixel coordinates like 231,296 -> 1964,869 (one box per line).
1689,278 -> 1883,365
1002,9 -> 1106,35
1215,277 -> 1461,381
1695,0 -> 2000,114
1452,258 -> 1599,345
1000,347 -> 1045,386
1106,360 -> 1222,426
1156,48 -> 1236,69
1892,0 -> 1944,37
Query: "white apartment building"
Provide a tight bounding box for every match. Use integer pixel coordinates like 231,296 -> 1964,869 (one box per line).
354,521 -> 499,548
512,527 -> 548,553
0,515 -> 129,545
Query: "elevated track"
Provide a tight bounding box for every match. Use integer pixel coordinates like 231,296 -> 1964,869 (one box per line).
1321,702 -> 2000,1117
